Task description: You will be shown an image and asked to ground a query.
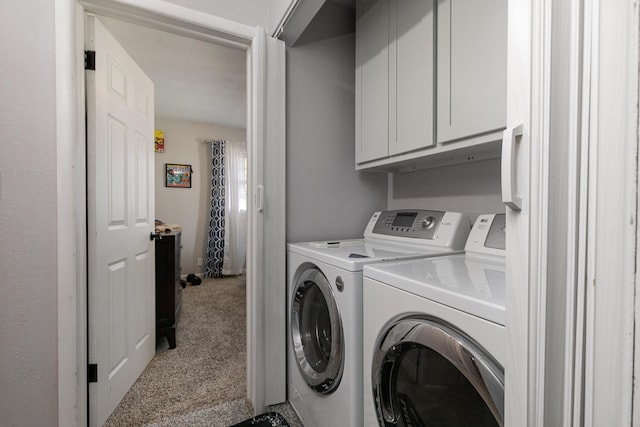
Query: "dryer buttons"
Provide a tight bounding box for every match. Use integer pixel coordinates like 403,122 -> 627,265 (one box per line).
335,276 -> 344,292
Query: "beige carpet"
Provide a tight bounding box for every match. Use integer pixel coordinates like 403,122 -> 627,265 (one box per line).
105,276 -> 248,426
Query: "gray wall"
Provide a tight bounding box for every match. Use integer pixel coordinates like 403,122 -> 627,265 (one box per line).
154,117 -> 246,276
286,34 -> 387,243
0,1 -> 59,425
388,158 -> 504,221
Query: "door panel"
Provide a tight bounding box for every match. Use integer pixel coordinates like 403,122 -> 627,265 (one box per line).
393,0 -> 435,155
86,14 -> 155,426
355,0 -> 389,163
262,34 -> 287,406
135,133 -> 151,222
504,0 -> 532,425
437,0 -> 507,143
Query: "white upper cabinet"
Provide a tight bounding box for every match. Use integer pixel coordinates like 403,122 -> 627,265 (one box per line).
392,0 -> 436,155
356,0 -> 390,163
437,0 -> 507,144
355,0 -> 507,171
356,0 -> 435,164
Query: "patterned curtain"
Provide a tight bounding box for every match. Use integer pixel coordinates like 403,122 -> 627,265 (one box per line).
205,140 -> 225,278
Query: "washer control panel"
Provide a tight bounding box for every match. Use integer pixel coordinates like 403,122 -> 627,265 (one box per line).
364,210 -> 471,250
370,210 -> 446,239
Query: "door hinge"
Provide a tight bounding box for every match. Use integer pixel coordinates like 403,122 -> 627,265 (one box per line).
85,50 -> 96,71
88,363 -> 98,383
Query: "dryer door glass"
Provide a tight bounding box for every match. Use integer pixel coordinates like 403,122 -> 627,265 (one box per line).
291,268 -> 344,394
372,318 -> 504,427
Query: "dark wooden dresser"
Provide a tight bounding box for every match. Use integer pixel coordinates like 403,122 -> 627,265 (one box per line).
155,230 -> 182,349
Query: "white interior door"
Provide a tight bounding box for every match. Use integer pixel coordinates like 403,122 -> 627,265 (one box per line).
85,14 -> 156,426
263,34 -> 286,406
246,30 -> 287,412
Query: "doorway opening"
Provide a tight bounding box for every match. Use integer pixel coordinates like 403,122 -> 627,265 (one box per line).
55,0 -> 286,425
56,1 -> 286,425
96,14 -> 250,424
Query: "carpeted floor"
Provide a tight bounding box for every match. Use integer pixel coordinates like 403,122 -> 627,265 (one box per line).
103,276 -> 257,426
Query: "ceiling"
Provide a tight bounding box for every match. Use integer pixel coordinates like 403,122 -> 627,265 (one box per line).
99,1 -> 357,128
101,16 -> 247,129
280,0 -> 356,46
331,0 -> 355,8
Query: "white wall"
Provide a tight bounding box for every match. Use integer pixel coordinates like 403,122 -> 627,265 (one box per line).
100,15 -> 247,129
0,1 -> 59,425
286,33 -> 387,243
155,117 -> 246,276
163,0 -> 269,29
162,0 -> 297,39
388,159 -> 504,220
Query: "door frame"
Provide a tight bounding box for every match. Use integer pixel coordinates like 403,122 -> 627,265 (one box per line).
583,1 -> 639,425
55,1 -> 283,424
505,0 -> 640,425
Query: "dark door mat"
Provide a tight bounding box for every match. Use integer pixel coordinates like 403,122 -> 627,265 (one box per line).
230,411 -> 289,427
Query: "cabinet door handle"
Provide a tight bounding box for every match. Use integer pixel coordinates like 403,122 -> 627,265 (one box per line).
501,124 -> 524,211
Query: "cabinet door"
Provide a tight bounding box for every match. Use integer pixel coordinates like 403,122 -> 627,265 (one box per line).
356,0 -> 389,164
437,0 -> 507,144
391,0 -> 435,156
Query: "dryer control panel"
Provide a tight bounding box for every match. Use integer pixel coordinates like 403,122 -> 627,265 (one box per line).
364,210 -> 471,250
465,214 -> 506,256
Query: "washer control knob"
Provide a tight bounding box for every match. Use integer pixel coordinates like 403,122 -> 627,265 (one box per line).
421,216 -> 436,230
335,276 -> 344,292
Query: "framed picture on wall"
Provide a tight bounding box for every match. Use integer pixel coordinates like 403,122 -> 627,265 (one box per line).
165,163 -> 192,188
154,129 -> 165,152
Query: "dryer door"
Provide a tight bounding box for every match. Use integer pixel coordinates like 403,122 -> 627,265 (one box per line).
372,318 -> 504,426
291,267 -> 344,394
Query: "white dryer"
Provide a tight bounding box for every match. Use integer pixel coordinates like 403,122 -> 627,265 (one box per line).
363,213 -> 506,426
287,210 -> 471,427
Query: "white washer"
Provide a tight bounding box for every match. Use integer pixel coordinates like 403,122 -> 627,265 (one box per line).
363,214 -> 506,426
287,210 -> 471,427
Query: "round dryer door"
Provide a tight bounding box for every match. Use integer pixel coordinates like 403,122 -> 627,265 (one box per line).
291,267 -> 344,394
372,318 -> 504,427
